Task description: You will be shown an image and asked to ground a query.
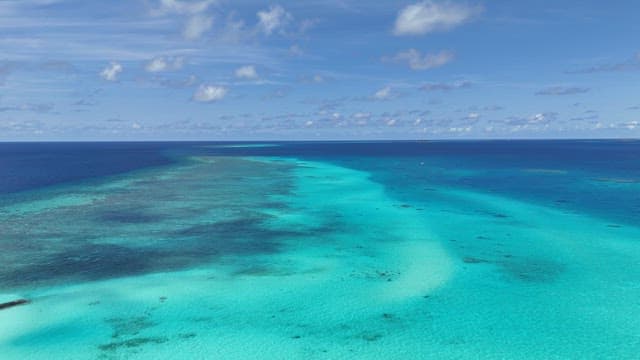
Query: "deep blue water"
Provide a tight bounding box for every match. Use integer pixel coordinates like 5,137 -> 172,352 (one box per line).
2,140 -> 638,225
0,142 -> 174,194
212,140 -> 640,226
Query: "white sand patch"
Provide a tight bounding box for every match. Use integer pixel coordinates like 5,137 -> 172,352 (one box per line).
380,240 -> 453,301
258,157 -> 455,301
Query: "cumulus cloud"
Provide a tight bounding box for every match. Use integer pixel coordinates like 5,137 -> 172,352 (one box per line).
536,86 -> 590,96
145,56 -> 185,72
393,1 -> 481,36
529,113 -> 552,123
373,86 -> 394,100
385,48 -> 454,70
464,112 -> 480,121
100,62 -> 122,81
505,112 -> 558,126
183,15 -> 213,40
193,84 -> 227,102
235,65 -> 258,79
420,80 -> 472,91
616,120 -> 639,130
257,5 -> 292,35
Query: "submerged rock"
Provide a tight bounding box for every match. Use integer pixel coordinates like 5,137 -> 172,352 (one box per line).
98,337 -> 168,351
361,332 -> 383,342
463,257 -> 489,264
0,299 -> 29,310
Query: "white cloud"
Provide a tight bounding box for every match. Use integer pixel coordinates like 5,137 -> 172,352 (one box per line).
370,86 -> 399,101
100,62 -> 122,81
449,126 -> 472,133
506,112 -> 558,126
151,0 -> 216,16
257,5 -> 292,35
373,86 -> 393,100
386,49 -> 454,70
466,112 -> 480,120
620,120 -> 639,130
183,15 -> 213,40
193,84 -> 227,102
394,1 -> 481,36
145,56 -> 184,72
530,113 -> 547,123
235,65 -> 258,79
150,1 -> 215,40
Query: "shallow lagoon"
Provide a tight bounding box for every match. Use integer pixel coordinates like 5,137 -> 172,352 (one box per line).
1,141 -> 639,359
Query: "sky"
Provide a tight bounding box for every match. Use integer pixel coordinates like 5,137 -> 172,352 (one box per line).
0,0 -> 639,141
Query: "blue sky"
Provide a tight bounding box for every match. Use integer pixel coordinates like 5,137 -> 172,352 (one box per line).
1,0 -> 639,140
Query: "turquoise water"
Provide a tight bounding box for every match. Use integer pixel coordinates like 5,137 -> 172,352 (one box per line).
0,141 -> 639,359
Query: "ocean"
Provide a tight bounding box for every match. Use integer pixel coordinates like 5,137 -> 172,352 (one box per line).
0,140 -> 638,359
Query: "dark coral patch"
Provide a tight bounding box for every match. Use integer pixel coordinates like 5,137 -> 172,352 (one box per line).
462,257 -> 489,264
361,332 -> 383,342
98,337 -> 168,351
99,209 -> 164,224
107,316 -> 157,339
499,258 -> 565,283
